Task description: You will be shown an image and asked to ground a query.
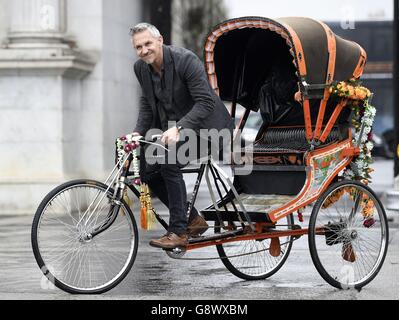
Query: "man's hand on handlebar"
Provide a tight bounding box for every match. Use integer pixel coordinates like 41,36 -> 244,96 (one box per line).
126,129 -> 179,146
161,126 -> 180,145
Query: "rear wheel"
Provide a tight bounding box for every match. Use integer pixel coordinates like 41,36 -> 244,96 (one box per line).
308,180 -> 389,290
31,180 -> 139,294
216,214 -> 294,280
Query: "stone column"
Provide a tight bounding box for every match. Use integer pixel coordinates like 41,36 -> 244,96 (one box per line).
0,0 -> 95,77
7,0 -> 67,47
0,0 -> 96,214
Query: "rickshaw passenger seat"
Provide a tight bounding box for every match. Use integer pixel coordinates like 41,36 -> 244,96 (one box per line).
250,126 -> 345,154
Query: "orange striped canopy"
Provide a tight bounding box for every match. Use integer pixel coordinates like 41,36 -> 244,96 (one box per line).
204,16 -> 367,110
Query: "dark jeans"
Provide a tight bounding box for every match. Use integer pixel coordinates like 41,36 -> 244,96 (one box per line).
144,139 -> 206,235
145,165 -> 199,235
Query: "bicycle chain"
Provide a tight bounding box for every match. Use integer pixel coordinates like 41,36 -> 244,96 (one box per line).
166,238 -> 298,261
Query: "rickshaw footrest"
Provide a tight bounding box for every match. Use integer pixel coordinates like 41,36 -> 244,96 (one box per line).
200,209 -> 272,223
188,229 -> 244,244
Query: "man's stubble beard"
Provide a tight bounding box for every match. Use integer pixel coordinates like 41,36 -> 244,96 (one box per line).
142,57 -> 154,65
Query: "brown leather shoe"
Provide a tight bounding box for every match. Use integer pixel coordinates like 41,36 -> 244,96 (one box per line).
187,215 -> 209,237
149,232 -> 188,249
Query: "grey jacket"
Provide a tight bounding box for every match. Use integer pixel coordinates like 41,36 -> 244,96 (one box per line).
133,45 -> 234,135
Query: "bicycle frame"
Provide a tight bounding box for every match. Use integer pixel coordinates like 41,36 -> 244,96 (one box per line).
90,132 -> 363,251
125,155 -> 256,233
118,140 -> 306,251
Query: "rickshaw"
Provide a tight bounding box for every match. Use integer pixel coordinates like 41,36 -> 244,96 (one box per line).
31,17 -> 389,294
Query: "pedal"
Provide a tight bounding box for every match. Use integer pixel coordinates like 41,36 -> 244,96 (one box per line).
164,247 -> 187,259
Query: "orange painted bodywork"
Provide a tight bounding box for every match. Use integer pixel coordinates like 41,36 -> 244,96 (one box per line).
187,139 -> 354,250
353,45 -> 367,79
303,99 -> 313,141
319,100 -> 347,142
314,22 -> 336,141
279,22 -> 307,78
268,137 -> 353,222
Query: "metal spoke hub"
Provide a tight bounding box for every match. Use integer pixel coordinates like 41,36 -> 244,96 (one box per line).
349,230 -> 358,240
78,233 -> 93,243
324,221 -> 347,246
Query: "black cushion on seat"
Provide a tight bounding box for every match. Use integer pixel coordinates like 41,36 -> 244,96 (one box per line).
245,127 -> 345,154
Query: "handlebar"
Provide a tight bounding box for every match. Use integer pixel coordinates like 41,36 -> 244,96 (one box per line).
133,134 -> 169,151
128,134 -> 162,143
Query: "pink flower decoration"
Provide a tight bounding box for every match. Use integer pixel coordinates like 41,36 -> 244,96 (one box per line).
367,132 -> 373,141
363,218 -> 375,228
130,143 -> 138,150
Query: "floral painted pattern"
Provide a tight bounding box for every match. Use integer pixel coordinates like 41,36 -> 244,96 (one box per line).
311,150 -> 344,191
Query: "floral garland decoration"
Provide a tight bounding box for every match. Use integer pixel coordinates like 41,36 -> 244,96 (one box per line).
116,134 -> 156,230
329,79 -> 375,185
116,134 -> 139,172
325,80 -> 377,225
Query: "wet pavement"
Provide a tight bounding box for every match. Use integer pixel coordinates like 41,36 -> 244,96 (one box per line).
1,159 -> 399,300
1,209 -> 399,300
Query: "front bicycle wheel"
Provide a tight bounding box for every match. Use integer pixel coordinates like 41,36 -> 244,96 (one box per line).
216,214 -> 294,280
31,179 -> 138,294
308,180 -> 389,290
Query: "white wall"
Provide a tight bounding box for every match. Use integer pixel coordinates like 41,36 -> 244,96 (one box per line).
102,0 -> 142,170
0,75 -> 63,183
0,75 -> 64,213
66,0 -> 142,176
64,0 -> 104,179
0,0 -> 143,213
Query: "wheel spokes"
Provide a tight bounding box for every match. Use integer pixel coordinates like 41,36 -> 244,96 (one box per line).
312,183 -> 387,287
36,184 -> 136,292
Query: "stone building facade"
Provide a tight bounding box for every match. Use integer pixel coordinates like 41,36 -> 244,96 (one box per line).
0,0 -> 143,214
0,0 -> 227,214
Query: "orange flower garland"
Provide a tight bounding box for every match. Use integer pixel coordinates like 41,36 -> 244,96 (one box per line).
323,186 -> 375,219
329,81 -> 371,101
322,188 -> 346,209
330,79 -> 376,185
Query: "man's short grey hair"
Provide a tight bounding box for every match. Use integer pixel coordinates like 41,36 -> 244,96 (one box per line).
129,23 -> 161,38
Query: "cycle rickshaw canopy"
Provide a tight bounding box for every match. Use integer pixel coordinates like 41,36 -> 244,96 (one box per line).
204,16 -> 367,141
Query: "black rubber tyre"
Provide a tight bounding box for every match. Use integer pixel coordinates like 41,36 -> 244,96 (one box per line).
216,214 -> 294,280
31,179 -> 139,294
308,180 -> 389,290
